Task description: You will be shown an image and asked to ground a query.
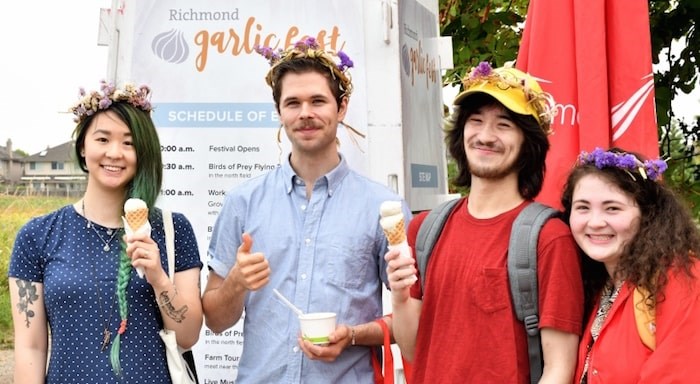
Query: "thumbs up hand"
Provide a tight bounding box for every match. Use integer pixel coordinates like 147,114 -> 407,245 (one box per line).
231,232 -> 270,291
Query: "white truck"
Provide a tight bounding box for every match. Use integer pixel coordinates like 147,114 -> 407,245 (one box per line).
100,0 -> 452,381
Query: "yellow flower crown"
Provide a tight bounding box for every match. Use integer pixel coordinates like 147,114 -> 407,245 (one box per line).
69,80 -> 153,123
255,37 -> 354,98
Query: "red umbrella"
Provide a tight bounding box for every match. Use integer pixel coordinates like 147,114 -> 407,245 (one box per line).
516,0 -> 659,208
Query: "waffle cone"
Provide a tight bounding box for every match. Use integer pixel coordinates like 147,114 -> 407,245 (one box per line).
125,208 -> 149,230
382,217 -> 406,246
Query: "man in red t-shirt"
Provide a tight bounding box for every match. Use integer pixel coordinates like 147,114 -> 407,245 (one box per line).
386,62 -> 583,383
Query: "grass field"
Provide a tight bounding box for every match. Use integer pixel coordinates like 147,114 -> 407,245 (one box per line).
0,195 -> 73,348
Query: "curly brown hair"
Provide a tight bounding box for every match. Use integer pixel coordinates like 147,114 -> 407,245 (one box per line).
560,148 -> 700,314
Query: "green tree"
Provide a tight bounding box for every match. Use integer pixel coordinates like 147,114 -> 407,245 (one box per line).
440,0 -> 527,87
649,0 -> 700,214
664,121 -> 700,212
440,0 -> 700,218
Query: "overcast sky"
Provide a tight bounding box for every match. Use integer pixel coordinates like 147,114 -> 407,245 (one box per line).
1,1 -> 697,155
0,0 -> 110,155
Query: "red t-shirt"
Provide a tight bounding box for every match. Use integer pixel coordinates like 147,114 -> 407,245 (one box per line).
408,199 -> 583,383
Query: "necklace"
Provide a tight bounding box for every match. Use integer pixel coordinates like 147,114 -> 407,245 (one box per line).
89,253 -> 118,352
82,198 -> 120,351
82,199 -> 120,351
580,280 -> 623,384
82,200 -> 120,252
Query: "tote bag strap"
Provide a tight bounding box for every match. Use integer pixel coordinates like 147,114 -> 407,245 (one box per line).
163,210 -> 175,282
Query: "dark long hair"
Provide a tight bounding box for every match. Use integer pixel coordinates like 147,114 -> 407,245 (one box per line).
72,101 -> 164,376
73,102 -> 163,208
445,93 -> 550,199
561,148 -> 700,315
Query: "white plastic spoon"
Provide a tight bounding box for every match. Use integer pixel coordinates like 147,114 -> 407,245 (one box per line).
272,288 -> 304,317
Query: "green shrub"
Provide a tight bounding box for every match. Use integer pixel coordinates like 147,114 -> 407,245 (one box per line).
0,195 -> 73,349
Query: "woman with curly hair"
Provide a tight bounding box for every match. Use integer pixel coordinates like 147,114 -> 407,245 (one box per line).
561,147 -> 700,383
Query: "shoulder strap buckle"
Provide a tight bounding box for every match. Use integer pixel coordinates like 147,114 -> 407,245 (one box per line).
523,314 -> 540,337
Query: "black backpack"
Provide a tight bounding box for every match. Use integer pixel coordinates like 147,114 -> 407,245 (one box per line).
415,199 -> 557,384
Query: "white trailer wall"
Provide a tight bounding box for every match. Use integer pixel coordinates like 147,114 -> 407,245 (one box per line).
103,0 -> 449,381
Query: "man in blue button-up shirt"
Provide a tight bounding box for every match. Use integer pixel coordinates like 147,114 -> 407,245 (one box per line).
202,37 -> 411,383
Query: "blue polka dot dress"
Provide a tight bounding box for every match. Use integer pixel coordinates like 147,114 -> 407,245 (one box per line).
9,205 -> 202,383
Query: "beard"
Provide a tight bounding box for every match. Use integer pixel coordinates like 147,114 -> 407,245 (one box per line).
467,158 -> 519,180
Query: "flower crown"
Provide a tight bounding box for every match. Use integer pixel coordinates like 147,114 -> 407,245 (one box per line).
254,37 -> 354,98
577,147 -> 668,181
462,62 -> 556,134
69,80 -> 153,123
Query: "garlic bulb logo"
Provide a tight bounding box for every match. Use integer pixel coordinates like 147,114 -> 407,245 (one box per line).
151,29 -> 189,64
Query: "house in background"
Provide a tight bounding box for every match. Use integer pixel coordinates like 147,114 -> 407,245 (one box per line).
21,141 -> 86,196
0,139 -> 25,187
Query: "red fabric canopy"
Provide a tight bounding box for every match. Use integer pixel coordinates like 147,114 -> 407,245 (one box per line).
516,0 -> 659,208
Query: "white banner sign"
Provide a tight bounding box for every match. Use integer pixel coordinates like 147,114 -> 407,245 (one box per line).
120,2 -> 367,381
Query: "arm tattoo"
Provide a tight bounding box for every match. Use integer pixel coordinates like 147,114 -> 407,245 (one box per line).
16,280 -> 39,328
157,290 -> 188,323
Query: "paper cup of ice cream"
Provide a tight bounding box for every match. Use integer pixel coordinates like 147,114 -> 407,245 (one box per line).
299,312 -> 337,345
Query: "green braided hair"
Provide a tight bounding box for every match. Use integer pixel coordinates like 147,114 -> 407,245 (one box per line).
109,239 -> 133,376
108,103 -> 161,376
106,103 -> 162,376
70,83 -> 164,376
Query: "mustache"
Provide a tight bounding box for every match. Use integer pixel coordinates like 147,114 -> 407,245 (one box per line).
292,122 -> 323,130
469,141 -> 501,151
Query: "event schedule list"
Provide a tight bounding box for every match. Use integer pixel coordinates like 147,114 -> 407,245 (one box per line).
159,138 -> 283,239
160,141 -> 280,196
158,137 -> 287,381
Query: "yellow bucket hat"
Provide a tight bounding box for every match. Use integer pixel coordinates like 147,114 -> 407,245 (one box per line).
453,62 -> 555,134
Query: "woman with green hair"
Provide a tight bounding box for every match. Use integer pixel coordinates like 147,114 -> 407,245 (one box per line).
9,81 -> 203,383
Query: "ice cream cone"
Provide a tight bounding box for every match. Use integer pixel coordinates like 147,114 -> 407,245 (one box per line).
124,198 -> 149,230
125,208 -> 148,230
379,200 -> 402,217
379,200 -> 408,245
379,200 -> 416,284
122,198 -> 150,279
381,215 -> 406,246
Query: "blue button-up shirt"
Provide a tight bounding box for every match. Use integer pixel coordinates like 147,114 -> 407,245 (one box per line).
208,154 -> 411,383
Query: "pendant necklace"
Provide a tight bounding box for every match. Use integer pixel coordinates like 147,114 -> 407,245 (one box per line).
82,199 -> 120,351
82,199 -> 120,252
90,258 -> 118,352
91,262 -> 118,352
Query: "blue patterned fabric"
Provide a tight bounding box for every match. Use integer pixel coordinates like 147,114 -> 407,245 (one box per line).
9,205 -> 202,383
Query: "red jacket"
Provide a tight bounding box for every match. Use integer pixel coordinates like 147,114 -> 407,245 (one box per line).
575,261 -> 700,383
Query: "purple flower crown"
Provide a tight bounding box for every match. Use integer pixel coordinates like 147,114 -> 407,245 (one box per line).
577,147 -> 668,181
463,61 -> 556,134
254,37 -> 354,97
70,80 -> 153,123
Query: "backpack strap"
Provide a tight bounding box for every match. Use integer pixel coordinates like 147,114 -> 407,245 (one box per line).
507,202 -> 558,384
415,198 -> 461,288
416,199 -> 556,384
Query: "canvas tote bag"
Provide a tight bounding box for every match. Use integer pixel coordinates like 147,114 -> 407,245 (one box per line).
160,210 -> 198,384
